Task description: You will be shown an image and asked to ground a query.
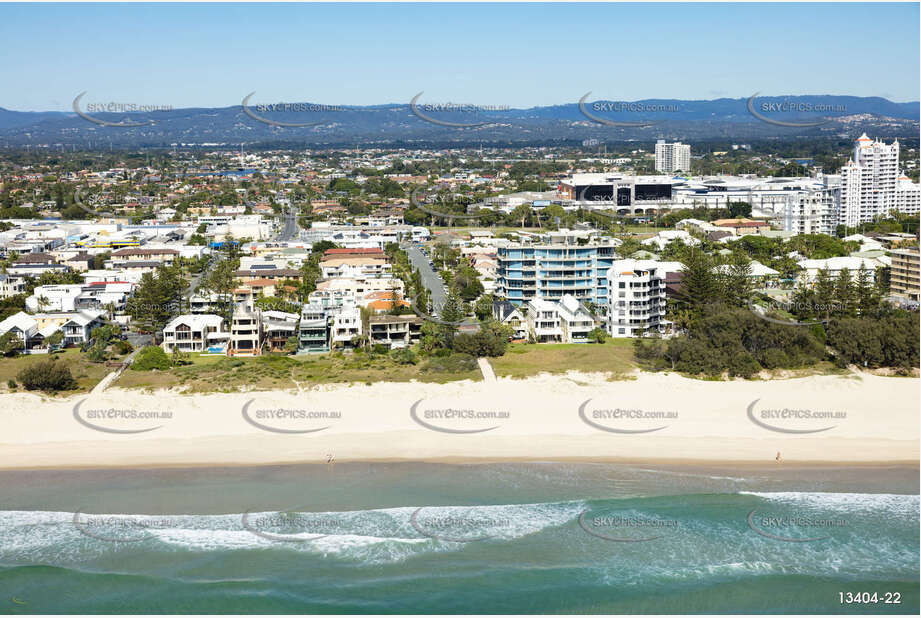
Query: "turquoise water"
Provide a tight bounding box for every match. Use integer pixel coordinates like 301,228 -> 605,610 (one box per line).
0,463 -> 918,614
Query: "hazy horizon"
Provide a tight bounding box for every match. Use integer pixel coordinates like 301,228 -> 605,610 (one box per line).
1,2 -> 918,111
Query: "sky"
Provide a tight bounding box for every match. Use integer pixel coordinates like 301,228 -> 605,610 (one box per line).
1,2 -> 918,111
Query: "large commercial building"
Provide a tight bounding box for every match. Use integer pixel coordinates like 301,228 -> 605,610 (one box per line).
558,173 -> 677,209
890,249 -> 920,302
605,260 -> 668,337
655,140 -> 691,174
496,239 -> 620,308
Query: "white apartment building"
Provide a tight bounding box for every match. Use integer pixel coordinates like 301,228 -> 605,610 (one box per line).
606,260 -> 668,337
330,306 -> 362,348
783,186 -> 840,236
309,277 -> 405,310
319,256 -> 393,279
655,140 -> 691,174
26,285 -> 84,312
839,135 -> 919,227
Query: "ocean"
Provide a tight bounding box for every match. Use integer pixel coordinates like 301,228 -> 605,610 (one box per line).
0,463 -> 918,614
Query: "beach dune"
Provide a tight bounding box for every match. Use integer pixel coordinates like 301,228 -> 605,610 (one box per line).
1,371 -> 917,469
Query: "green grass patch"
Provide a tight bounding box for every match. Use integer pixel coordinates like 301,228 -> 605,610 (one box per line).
114,350 -> 481,393
0,348 -> 115,394
489,341 -> 636,379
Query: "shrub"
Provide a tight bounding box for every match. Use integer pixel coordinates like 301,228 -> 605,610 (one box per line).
17,358 -> 77,392
85,345 -> 108,363
7,379 -> 17,389
171,347 -> 191,366
587,327 -> 608,344
449,322 -> 510,357
827,311 -> 919,369
423,353 -> 478,373
759,348 -> 790,370
451,333 -> 480,356
132,345 -> 171,371
0,332 -> 22,357
390,347 -> 418,365
729,352 -> 761,379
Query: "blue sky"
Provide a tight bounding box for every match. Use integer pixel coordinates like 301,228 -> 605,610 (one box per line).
1,2 -> 918,111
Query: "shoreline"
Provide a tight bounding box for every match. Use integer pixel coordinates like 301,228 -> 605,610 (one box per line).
2,456 -> 918,474
1,371 -> 917,471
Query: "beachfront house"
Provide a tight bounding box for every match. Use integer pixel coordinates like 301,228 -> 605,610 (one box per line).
298,304 -> 331,353
161,314 -> 227,353
228,309 -> 264,356
368,314 -> 423,349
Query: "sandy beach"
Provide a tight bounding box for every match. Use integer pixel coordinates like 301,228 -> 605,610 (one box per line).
1,371 -> 918,470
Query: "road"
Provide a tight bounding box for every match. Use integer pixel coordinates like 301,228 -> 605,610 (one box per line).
277,208 -> 299,241
405,243 -> 447,314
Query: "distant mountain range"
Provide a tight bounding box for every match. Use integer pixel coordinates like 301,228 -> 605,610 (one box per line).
0,95 -> 917,148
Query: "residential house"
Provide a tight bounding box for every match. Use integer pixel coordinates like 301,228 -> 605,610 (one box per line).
711,219 -> 772,236
330,306 -> 362,349
557,295 -> 600,343
525,298 -> 564,343
261,310 -> 299,352
796,256 -> 887,285
228,309 -> 263,356
161,314 -> 227,352
0,273 -> 28,298
110,248 -> 180,267
493,300 -> 528,341
298,304 -> 331,353
368,314 -> 423,349
319,256 -> 392,279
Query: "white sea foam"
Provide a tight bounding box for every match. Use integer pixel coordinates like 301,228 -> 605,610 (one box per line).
0,501 -> 587,565
738,491 -> 920,515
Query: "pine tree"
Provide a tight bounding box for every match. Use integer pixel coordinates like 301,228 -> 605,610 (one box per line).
813,269 -> 836,322
724,252 -> 754,307
834,268 -> 856,317
855,264 -> 879,317
679,249 -> 720,315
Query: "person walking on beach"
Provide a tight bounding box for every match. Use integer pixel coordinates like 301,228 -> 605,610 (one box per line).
775,451 -> 782,463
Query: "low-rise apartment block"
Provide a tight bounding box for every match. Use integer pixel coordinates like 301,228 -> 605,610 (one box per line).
890,249 -> 920,301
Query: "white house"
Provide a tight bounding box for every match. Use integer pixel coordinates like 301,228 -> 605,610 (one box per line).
0,311 -> 38,348
493,300 -> 528,340
161,314 -> 228,352
524,294 -> 599,343
796,256 -> 888,285
642,230 -> 701,251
